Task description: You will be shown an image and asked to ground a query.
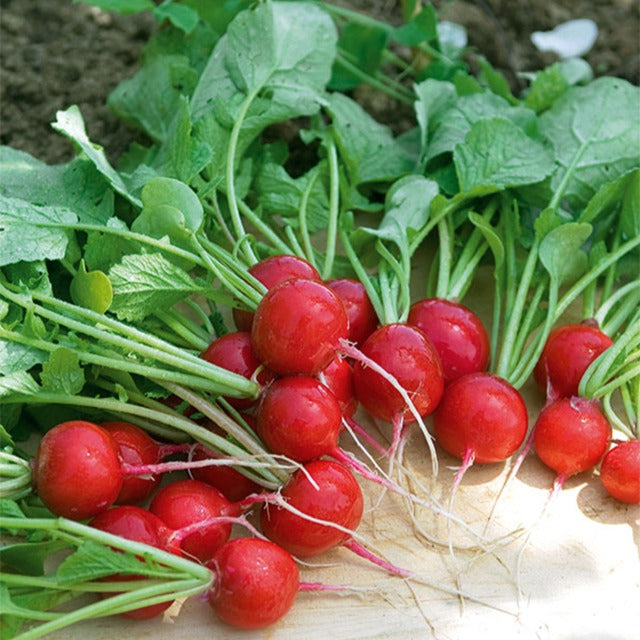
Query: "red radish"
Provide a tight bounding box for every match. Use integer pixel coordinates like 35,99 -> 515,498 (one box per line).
352,323 -> 444,424
326,278 -> 378,345
407,298 -> 490,384
233,254 -> 321,331
101,421 -> 162,505
200,332 -> 274,409
433,372 -> 528,466
149,479 -> 239,562
89,505 -> 174,620
33,420 -> 123,520
207,537 -> 299,629
318,355 -> 357,419
599,440 -> 640,504
256,376 -> 343,463
533,397 -> 611,479
251,278 -> 348,375
260,460 -> 363,558
533,324 -> 613,401
191,447 -> 261,503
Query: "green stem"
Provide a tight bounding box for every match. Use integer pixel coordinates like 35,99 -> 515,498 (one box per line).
153,309 -> 209,351
321,141 -> 340,280
435,217 -> 452,299
283,226 -> 307,260
298,169 -> 320,270
183,298 -> 215,338
225,86 -> 261,264
377,263 -> 397,325
237,199 -> 293,255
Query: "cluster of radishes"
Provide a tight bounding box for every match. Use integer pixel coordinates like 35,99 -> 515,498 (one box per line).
31,253 -> 639,630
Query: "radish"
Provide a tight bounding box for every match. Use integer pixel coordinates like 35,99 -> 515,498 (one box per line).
33,420 -> 123,520
533,323 -> 613,401
149,479 -> 240,563
599,440 -> 640,504
89,505 -> 175,620
251,278 -> 349,375
259,459 -> 363,558
101,421 -> 162,505
207,537 -> 299,629
407,298 -> 490,384
200,331 -> 275,409
326,277 -> 379,345
318,355 -> 358,419
533,396 -> 611,482
233,254 -> 321,331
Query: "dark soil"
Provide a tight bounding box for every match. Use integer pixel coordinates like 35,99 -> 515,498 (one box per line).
1,0 -> 638,166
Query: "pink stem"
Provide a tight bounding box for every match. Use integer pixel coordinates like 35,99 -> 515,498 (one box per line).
342,538 -> 412,578
344,416 -> 388,456
236,491 -> 277,511
167,514 -> 262,548
298,582 -> 355,592
121,457 -> 257,477
156,442 -> 196,458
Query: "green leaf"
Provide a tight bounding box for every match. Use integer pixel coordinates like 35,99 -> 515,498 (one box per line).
352,175 -> 438,254
539,77 -> 640,209
69,260 -> 113,314
0,540 -> 69,576
254,162 -> 329,233
539,222 -> 592,285
190,1 -> 337,184
0,341 -> 47,376
108,54 -> 199,142
468,211 -> 504,269
140,177 -> 203,233
40,348 -> 85,396
454,118 -> 555,195
51,106 -> 142,207
330,23 -> 387,91
56,542 -> 144,584
109,253 -> 203,322
0,147 -> 113,225
579,169 -> 638,225
392,5 -> 438,45
0,195 -> 76,266
524,63 -> 569,114
0,372 -> 39,399
73,0 -> 154,14
427,92 -> 537,162
153,3 -> 200,33
2,262 -> 52,298
476,56 -> 518,105
327,93 -> 414,186
83,218 -> 139,273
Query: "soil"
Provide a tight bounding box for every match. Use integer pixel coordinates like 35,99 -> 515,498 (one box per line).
1,0 -> 638,166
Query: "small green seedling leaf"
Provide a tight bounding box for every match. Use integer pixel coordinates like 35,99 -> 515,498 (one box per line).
109,253 -> 204,322
40,348 -> 85,396
70,260 -> 113,314
539,222 -> 592,285
454,118 -> 555,195
153,2 -> 199,33
524,63 -> 569,113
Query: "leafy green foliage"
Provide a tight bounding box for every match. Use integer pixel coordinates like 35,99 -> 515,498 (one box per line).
40,348 -> 86,396
70,260 -> 113,314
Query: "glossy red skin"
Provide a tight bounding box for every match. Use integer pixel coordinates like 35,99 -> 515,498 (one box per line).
318,356 -> 358,419
599,441 -> 640,504
352,323 -> 444,423
233,255 -> 321,331
90,506 -> 174,620
101,422 -> 161,505
533,324 -> 613,400
208,538 -> 299,629
326,278 -> 378,345
191,448 -> 261,503
251,278 -> 349,376
257,376 -> 343,462
34,421 -> 123,520
533,397 -> 611,477
149,479 -> 238,563
407,298 -> 490,384
260,460 -> 363,558
200,332 -> 274,409
433,373 -> 528,463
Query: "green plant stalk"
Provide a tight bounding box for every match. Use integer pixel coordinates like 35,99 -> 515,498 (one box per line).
507,279 -> 546,375
284,226 -> 307,261
494,238 -> 540,380
321,141 -> 341,280
339,229 -> 385,323
183,298 -> 215,337
434,217 -> 452,299
601,392 -> 635,439
237,199 -> 294,256
155,308 -> 210,347
596,281 -> 640,335
1,284 -> 258,398
375,241 -> 409,323
225,86 -> 262,265
298,169 -> 320,270
377,262 -> 397,326
447,241 -> 488,302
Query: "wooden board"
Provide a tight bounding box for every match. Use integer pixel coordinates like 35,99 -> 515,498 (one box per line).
45,270 -> 640,640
